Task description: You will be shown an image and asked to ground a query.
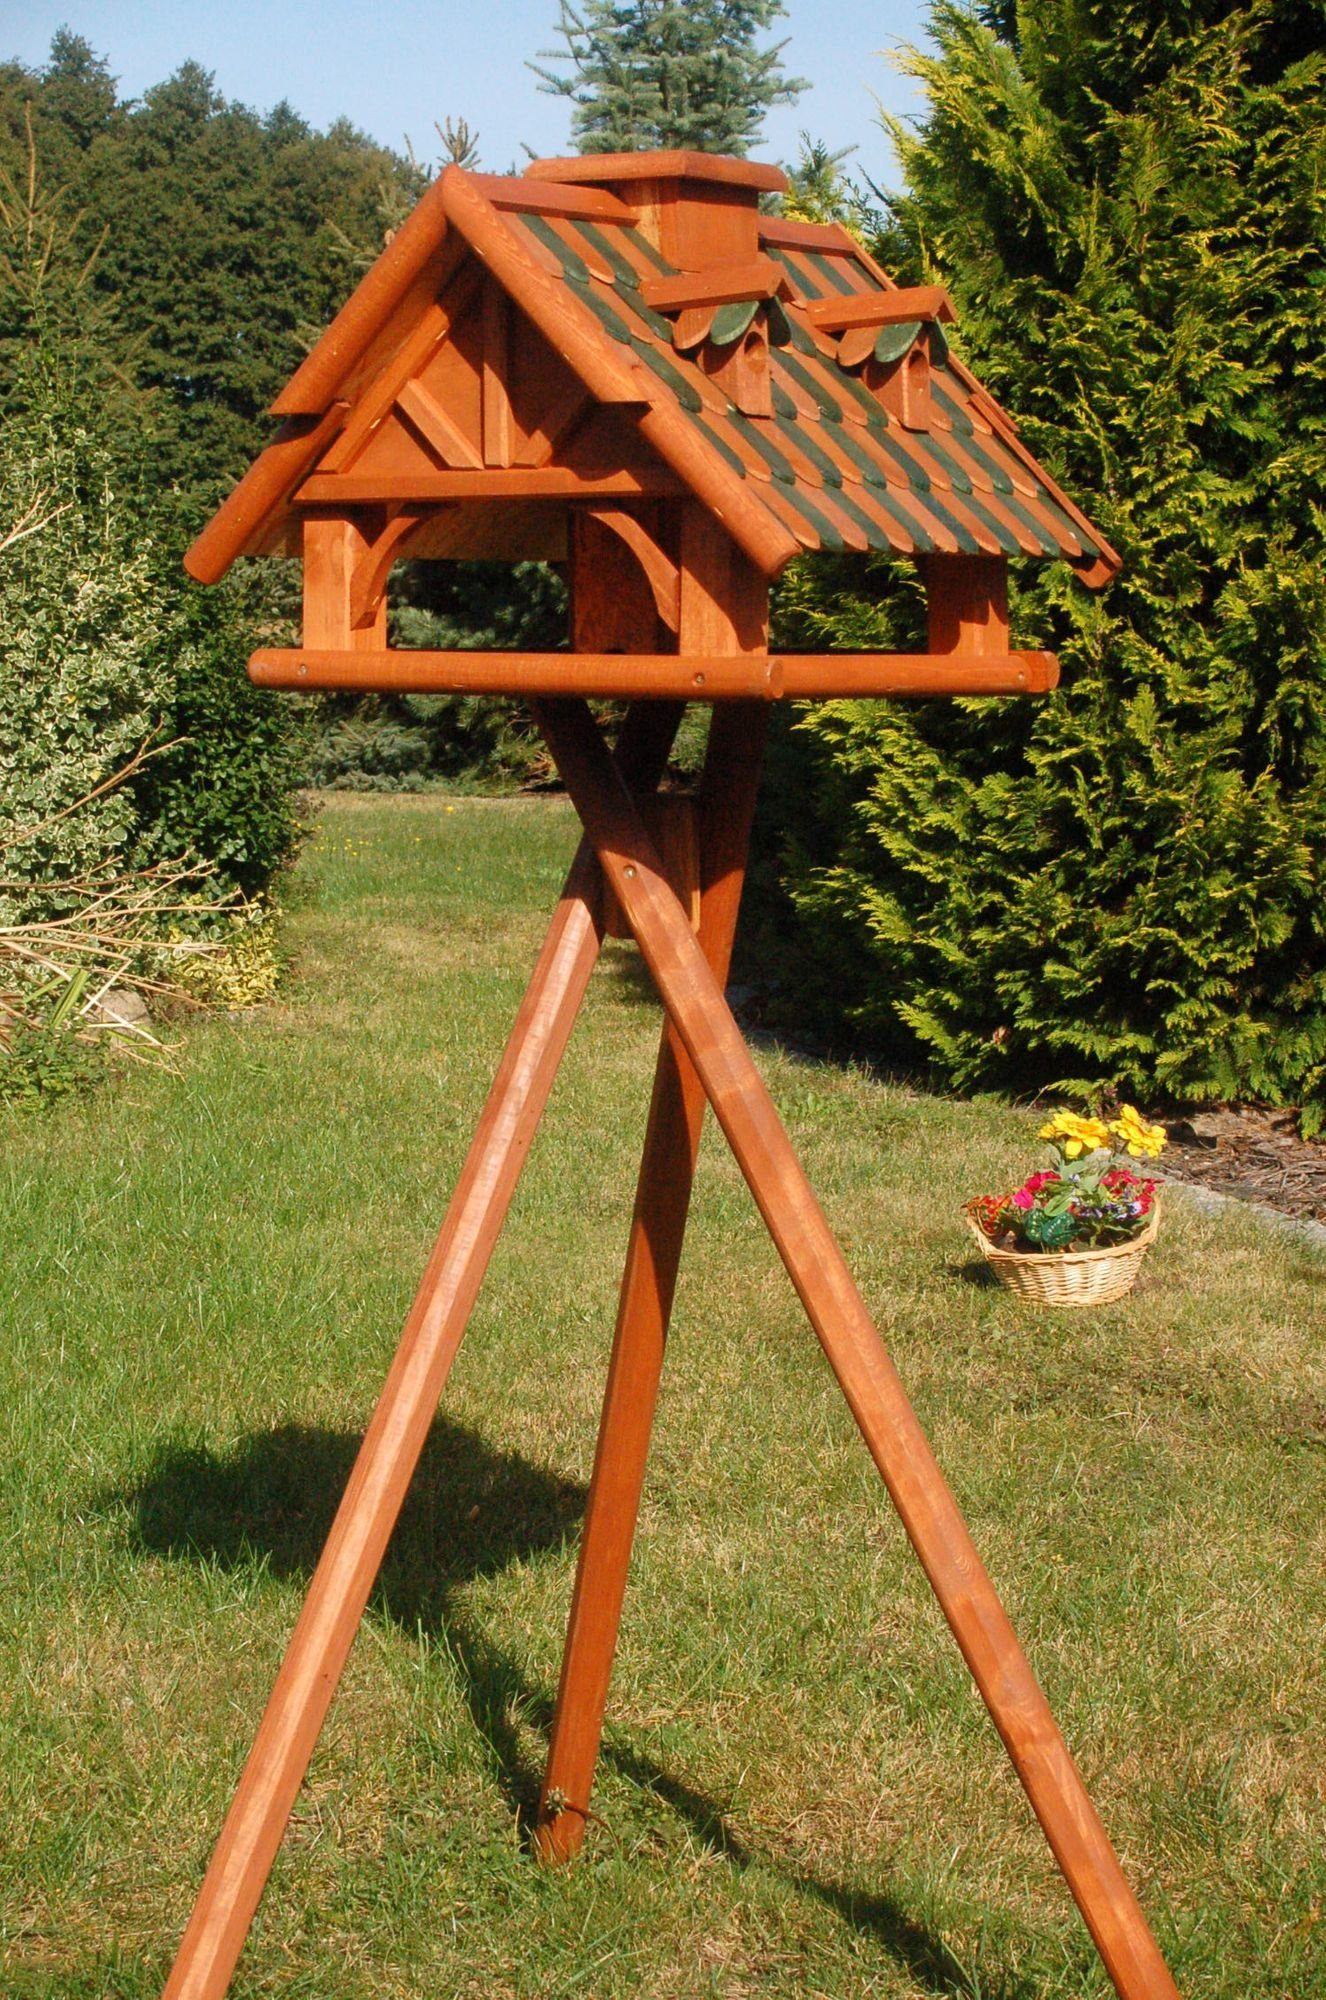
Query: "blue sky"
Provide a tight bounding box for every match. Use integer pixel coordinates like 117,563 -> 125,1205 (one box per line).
6,2 -> 934,186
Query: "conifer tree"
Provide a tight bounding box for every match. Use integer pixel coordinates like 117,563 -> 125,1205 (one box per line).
0,37 -> 422,516
765,1 -> 1326,1128
534,0 -> 805,155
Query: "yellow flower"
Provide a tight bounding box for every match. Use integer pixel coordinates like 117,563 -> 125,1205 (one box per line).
1039,1108 -> 1111,1156
1110,1105 -> 1167,1159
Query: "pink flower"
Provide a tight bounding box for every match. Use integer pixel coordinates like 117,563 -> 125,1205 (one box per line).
1010,1169 -> 1059,1210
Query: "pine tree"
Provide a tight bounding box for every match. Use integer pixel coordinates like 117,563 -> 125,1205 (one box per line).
534,0 -> 805,156
762,1 -> 1326,1129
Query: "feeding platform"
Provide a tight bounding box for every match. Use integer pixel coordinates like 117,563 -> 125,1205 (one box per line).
162,151 -> 1181,2000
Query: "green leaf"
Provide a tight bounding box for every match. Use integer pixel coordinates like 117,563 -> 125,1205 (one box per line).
48,968 -> 89,1032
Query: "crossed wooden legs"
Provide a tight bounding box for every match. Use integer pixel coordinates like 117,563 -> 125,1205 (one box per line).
160,699 -> 1181,2000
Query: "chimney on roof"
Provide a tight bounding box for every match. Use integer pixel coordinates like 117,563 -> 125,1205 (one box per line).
526,150 -> 787,271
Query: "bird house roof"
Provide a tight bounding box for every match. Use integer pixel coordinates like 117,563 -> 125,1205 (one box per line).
186,152 -> 1118,589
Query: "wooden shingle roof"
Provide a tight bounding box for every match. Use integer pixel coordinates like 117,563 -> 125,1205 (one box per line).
186,155 -> 1118,590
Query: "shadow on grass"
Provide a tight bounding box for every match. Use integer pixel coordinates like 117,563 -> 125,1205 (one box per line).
119,1420 -> 1012,1999
607,1743 -> 1029,2000
121,1419 -> 576,1830
596,937 -> 663,1011
945,1257 -> 999,1289
123,1417 -> 583,1630
555,1731 -> 1033,1996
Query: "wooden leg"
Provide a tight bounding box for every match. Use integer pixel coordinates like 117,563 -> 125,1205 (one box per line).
159,705 -> 681,2000
532,698 -> 1181,2000
535,704 -> 769,1862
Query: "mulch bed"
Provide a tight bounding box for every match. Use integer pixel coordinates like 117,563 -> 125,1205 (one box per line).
1163,1108 -> 1326,1226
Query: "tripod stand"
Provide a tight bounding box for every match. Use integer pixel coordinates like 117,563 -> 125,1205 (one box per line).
158,690 -> 1180,2000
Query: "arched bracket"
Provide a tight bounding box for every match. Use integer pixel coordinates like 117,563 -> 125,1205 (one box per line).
349,506 -> 436,631
585,506 -> 680,634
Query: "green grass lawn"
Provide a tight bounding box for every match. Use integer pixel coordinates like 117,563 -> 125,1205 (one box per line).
3,791 -> 1324,2000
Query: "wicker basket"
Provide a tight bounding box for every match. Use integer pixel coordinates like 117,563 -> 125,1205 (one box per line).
963,1200 -> 1160,1307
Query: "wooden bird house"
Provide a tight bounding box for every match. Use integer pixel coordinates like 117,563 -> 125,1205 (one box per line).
163,155 -> 1182,2000
186,149 -> 1118,706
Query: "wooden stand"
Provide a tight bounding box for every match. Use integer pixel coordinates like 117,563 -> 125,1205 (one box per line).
158,693 -> 1181,2000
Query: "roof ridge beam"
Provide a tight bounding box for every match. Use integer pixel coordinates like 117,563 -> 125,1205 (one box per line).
527,151 -> 786,194
758,216 -> 872,255
469,172 -> 640,222
805,286 -> 957,332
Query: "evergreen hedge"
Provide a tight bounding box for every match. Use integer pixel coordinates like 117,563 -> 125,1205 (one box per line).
763,1 -> 1326,1130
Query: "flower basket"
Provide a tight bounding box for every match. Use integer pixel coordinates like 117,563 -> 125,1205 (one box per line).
963,1105 -> 1167,1307
964,1197 -> 1161,1307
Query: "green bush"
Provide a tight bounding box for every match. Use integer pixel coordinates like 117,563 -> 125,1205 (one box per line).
1,135 -> 304,1096
0,426 -> 174,919
0,420 -> 302,920
127,566 -> 305,895
301,562 -> 569,792
760,3 -> 1326,1131
1,115 -> 304,902
0,1009 -> 109,1108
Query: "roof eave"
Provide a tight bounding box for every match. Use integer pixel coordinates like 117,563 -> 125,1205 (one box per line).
183,404 -> 346,586
782,220 -> 1122,587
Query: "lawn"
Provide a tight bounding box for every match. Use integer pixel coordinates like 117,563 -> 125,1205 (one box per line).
3,791 -> 1324,2000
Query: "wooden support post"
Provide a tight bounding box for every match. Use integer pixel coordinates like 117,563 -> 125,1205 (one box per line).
925,553 -> 1010,657
158,706 -> 682,2000
570,509 -> 667,657
601,794 -> 699,939
535,702 -> 769,1861
538,507 -> 770,1859
302,515 -> 387,648
531,696 -> 1182,2000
